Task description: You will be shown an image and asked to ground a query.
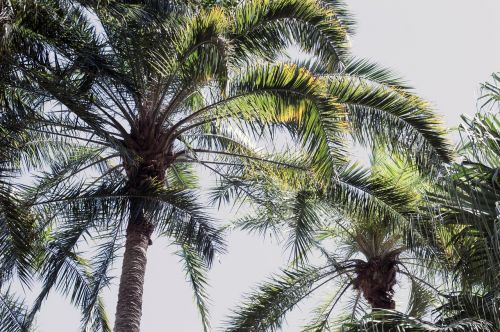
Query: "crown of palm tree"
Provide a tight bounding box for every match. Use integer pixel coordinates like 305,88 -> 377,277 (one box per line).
221,151 -> 458,331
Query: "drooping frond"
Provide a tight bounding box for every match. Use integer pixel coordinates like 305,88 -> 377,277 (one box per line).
286,190 -> 324,264
435,291 -> 500,329
225,265 -> 335,332
177,244 -> 212,332
327,73 -> 453,168
406,278 -> 436,318
300,278 -> 353,331
30,246 -> 112,332
327,163 -> 414,228
225,63 -> 347,178
231,0 -> 353,68
147,188 -> 226,266
427,110 -> 499,289
0,188 -> 38,286
0,287 -> 30,332
479,72 -> 500,109
342,58 -> 410,90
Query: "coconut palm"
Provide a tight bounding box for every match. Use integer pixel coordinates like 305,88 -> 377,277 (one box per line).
1,0 -> 454,331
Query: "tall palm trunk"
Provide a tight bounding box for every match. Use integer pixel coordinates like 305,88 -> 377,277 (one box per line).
114,217 -> 154,332
114,141 -> 167,331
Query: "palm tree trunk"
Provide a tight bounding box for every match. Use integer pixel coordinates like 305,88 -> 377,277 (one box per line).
114,153 -> 165,331
114,221 -> 153,332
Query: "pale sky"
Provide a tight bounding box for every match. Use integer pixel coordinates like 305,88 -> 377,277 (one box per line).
32,1 -> 500,331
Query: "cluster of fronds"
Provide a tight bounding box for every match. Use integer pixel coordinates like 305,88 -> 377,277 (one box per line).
1,1 -> 493,332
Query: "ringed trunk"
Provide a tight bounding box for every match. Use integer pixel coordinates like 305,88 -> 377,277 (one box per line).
114,218 -> 154,332
115,127 -> 170,331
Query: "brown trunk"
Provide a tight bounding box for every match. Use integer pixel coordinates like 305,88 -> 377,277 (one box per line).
115,125 -> 169,331
353,258 -> 398,310
114,221 -> 153,332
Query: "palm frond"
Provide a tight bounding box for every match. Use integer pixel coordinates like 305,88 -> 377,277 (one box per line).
301,278 -> 353,331
225,265 -> 337,332
0,189 -> 38,285
436,291 -> 500,329
328,163 -> 414,228
406,278 -> 436,318
177,244 -> 212,332
341,310 -> 495,332
0,286 -> 30,332
328,74 -> 453,168
30,247 -> 112,332
286,190 -> 324,265
231,0 -> 352,68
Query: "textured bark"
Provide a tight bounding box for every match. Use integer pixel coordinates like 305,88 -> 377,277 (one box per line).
353,257 -> 398,310
114,116 -> 170,331
114,222 -> 153,332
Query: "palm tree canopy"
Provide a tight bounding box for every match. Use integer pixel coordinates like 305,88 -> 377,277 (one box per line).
222,151 -> 460,331
425,74 -> 500,331
0,0 -> 453,330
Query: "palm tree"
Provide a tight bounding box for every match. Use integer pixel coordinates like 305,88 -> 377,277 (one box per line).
427,73 -> 500,330
1,0 -> 353,330
224,155 -> 496,332
222,151 -> 458,331
0,78 -> 60,332
343,73 -> 500,332
1,0 -> 454,330
0,100 -> 35,332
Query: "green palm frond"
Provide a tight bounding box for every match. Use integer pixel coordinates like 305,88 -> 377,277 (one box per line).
286,190 -> 324,264
23,170 -> 118,328
300,278 -> 353,331
328,74 -> 453,168
420,76 -> 500,330
231,0 -> 352,68
81,229 -> 121,331
153,188 -> 226,266
30,245 -> 112,332
457,112 -> 499,168
427,109 -> 499,289
294,57 -> 452,170
436,291 -> 500,329
406,279 -> 436,318
479,72 -> 500,108
173,62 -> 346,178
177,244 -> 212,332
341,310 -> 495,332
0,189 -> 38,286
225,265 -> 336,332
342,58 -> 410,90
329,163 -> 414,227
0,286 -> 30,332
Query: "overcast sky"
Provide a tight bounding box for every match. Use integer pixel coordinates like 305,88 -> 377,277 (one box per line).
34,1 -> 500,331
